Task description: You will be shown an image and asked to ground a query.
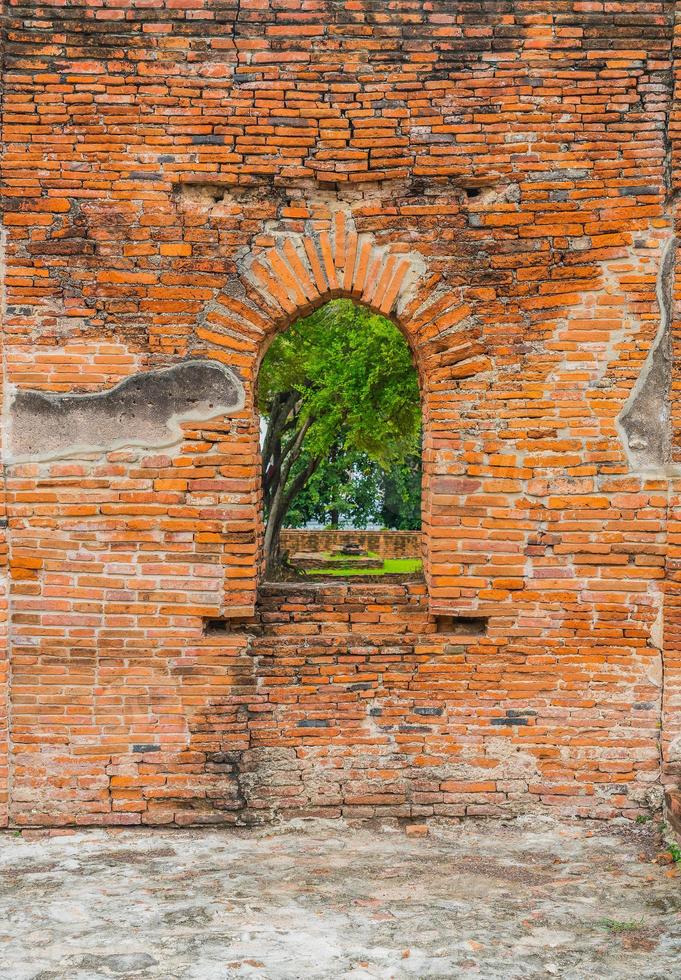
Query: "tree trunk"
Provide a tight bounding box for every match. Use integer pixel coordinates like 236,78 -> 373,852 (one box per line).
263,453 -> 320,576
263,488 -> 288,574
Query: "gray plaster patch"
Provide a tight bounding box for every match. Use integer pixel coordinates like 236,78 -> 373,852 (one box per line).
6,360 -> 245,463
618,237 -> 675,473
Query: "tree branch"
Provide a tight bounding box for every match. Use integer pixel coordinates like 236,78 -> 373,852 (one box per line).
280,453 -> 321,516
279,414 -> 313,489
262,390 -> 297,480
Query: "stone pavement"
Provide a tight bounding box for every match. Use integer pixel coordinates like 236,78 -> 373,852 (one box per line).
1,817 -> 679,979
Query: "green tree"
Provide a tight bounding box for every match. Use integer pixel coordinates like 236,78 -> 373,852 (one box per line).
284,449 -> 379,530
258,300 -> 421,572
285,450 -> 422,532
379,451 -> 422,530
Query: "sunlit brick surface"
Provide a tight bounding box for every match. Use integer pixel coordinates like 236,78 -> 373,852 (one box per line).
1,0 -> 679,826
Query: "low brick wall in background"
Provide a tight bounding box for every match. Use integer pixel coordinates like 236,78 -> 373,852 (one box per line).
280,530 -> 421,560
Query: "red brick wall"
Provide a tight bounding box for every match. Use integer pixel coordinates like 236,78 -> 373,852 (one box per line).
662,5 -> 681,827
0,0 -> 679,826
6,581 -> 663,826
280,530 -> 421,560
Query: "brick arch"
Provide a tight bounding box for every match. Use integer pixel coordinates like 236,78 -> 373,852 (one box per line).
196,209 -> 489,397
254,290 -> 432,592
245,210 -> 423,332
194,209 -> 492,612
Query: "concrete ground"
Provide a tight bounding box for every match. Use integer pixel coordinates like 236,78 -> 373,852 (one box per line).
1,817 -> 679,979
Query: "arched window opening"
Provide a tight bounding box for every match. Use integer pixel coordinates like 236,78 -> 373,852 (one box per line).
258,299 -> 423,581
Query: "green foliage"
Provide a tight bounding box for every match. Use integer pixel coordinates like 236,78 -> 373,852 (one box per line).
259,299 -> 420,467
383,558 -> 422,573
285,450 -> 422,530
259,300 -> 422,548
379,452 -> 422,530
659,823 -> 681,864
284,449 -> 379,529
308,558 -> 423,577
598,918 -> 645,934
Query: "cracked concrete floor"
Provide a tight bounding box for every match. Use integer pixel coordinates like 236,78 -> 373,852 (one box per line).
1,817 -> 680,979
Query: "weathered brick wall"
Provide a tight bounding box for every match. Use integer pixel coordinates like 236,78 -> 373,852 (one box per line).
663,4 -> 681,829
7,581 -> 663,826
280,530 -> 421,560
0,0 -> 679,826
245,583 -> 661,822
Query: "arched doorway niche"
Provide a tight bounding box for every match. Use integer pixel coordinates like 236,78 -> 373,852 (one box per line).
255,296 -> 429,584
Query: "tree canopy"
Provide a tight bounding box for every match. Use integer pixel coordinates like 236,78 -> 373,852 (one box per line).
258,300 -> 422,572
285,449 -> 422,532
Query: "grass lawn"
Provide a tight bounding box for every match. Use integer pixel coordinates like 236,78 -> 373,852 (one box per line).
309,557 -> 422,577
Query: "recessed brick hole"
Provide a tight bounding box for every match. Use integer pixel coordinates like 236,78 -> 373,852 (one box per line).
464,186 -> 482,199
204,617 -> 256,635
175,182 -> 225,205
435,615 -> 488,635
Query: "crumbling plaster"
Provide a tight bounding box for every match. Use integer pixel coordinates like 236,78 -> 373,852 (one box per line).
5,360 -> 244,463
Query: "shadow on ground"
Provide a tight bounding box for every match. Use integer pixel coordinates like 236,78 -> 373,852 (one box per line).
1,817 -> 679,979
